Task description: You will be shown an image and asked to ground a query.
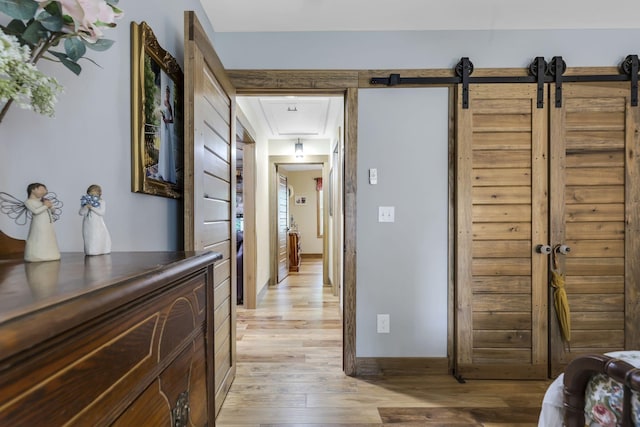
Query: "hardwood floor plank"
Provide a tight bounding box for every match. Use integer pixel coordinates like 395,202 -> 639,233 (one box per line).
217,407 -> 383,424
378,407 -> 479,423
305,393 -> 508,408
216,259 -> 550,427
469,407 -> 541,422
260,424 -> 383,427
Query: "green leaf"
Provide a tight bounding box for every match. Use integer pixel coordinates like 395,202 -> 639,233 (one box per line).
4,19 -> 26,36
50,51 -> 82,75
84,38 -> 115,51
104,0 -> 122,16
64,37 -> 86,61
0,0 -> 38,20
61,58 -> 82,75
43,0 -> 61,17
21,20 -> 48,45
37,10 -> 63,32
81,55 -> 101,68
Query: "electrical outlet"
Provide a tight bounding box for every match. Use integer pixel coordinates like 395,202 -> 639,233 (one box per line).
378,206 -> 395,222
377,314 -> 390,333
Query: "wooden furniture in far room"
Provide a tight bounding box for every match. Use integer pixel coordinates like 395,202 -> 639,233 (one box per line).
0,251 -> 224,426
289,231 -> 301,272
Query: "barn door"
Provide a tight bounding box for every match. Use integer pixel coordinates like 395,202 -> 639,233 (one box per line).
455,83 -> 549,379
456,81 -> 640,380
548,82 -> 640,376
184,11 -> 236,419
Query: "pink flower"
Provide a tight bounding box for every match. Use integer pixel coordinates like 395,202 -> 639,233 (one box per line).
35,0 -> 123,43
591,404 -> 617,427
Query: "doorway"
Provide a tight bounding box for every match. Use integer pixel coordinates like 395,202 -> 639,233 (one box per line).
273,160 -> 329,284
235,94 -> 345,311
224,79 -> 357,375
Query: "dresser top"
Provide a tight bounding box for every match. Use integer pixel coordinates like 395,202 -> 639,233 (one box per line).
0,251 -> 221,326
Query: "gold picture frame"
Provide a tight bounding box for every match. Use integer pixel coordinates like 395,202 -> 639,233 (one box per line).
130,21 -> 183,199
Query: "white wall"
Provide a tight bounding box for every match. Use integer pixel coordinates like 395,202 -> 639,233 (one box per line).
0,3 -> 215,251
210,27 -> 640,358
237,98 -> 271,294
254,131 -> 271,292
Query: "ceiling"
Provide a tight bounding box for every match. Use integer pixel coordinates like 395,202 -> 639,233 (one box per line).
201,0 -> 640,33
238,95 -> 343,142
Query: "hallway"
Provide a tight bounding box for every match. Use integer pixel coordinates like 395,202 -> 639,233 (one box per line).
216,258 -> 551,426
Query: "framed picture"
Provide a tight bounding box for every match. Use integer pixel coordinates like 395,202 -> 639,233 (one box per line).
295,195 -> 307,205
130,21 -> 183,199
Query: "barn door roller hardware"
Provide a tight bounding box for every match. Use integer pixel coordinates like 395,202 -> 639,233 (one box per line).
530,56 -> 548,108
370,55 -> 640,108
549,56 -> 566,108
622,55 -> 639,106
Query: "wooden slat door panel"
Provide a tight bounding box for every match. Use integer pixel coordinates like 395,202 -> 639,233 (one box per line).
184,11 -> 236,422
456,84 -> 549,379
548,82 -> 640,375
277,173 -> 289,282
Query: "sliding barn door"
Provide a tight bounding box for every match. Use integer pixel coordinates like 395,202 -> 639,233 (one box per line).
184,11 -> 236,420
456,84 -> 549,379
548,82 -> 640,376
456,81 -> 640,380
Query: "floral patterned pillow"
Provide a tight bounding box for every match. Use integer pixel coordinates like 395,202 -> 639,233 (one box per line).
584,351 -> 640,427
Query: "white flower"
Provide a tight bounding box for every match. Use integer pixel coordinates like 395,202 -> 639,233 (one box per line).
0,28 -> 63,117
0,0 -> 123,121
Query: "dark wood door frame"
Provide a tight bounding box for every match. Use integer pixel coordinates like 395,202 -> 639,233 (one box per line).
228,70 -> 359,374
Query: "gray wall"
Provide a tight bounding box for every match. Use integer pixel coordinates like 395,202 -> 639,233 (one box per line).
0,3 -> 215,251
357,88 -> 448,356
212,29 -> 640,69
211,28 -> 640,357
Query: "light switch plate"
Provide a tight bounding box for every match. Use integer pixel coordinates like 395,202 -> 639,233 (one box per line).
369,168 -> 378,185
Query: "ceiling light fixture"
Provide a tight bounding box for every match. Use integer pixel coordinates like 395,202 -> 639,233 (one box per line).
295,139 -> 304,158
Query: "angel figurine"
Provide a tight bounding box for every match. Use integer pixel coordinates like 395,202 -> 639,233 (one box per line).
0,183 -> 63,262
79,184 -> 111,256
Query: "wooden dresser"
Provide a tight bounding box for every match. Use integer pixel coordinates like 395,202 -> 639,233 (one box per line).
0,251 -> 223,426
288,232 -> 301,272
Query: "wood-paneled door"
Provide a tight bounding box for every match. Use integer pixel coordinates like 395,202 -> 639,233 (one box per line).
456,81 -> 640,380
277,172 -> 289,282
548,82 -> 640,376
455,83 -> 549,379
184,11 -> 236,421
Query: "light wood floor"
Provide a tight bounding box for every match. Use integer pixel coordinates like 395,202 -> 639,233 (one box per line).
216,258 -> 552,427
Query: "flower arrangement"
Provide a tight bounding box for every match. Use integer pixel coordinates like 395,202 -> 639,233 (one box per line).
0,0 -> 123,122
80,193 -> 100,208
